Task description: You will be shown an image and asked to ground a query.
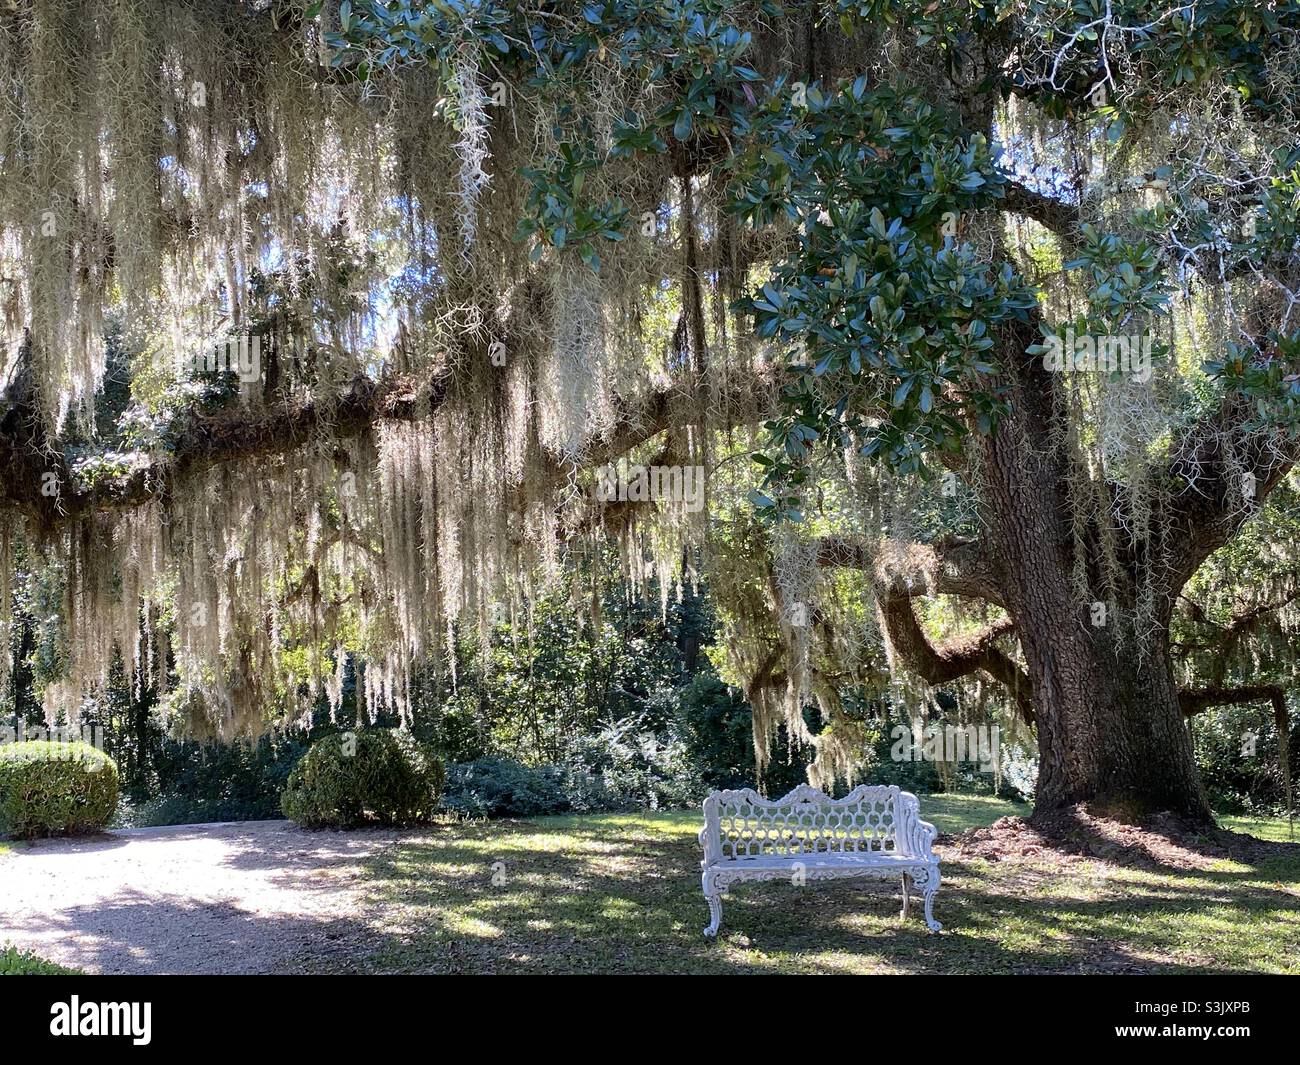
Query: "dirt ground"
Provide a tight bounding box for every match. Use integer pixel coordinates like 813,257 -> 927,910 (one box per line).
0,820 -> 408,974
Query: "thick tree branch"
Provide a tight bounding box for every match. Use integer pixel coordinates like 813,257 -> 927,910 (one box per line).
811,533 -> 1033,723
874,591 -> 1035,725
1175,588 -> 1300,647
0,352 -> 774,536
1179,684 -> 1289,719
1001,180 -> 1081,241
814,534 -> 1006,606
1162,391 -> 1300,593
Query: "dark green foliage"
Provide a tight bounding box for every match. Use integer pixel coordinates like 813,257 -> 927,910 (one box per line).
443,729 -> 699,819
674,674 -> 810,796
0,741 -> 119,839
442,757 -> 570,819
560,712 -> 701,811
441,713 -> 702,817
1193,703 -> 1299,816
440,682 -> 817,819
281,729 -> 445,828
118,732 -> 310,827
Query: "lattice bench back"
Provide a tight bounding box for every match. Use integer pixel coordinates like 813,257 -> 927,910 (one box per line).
704,784 -> 908,861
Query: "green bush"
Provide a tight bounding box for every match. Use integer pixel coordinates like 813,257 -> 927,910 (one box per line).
280,729 -> 444,828
1193,702 -> 1298,816
116,732 -> 309,828
443,757 -> 570,818
0,741 -> 119,839
0,946 -> 82,975
443,715 -> 703,819
561,713 -> 702,811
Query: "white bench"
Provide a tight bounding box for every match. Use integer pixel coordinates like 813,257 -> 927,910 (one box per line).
699,783 -> 942,936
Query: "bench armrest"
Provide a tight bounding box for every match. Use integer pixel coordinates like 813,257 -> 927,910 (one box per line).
699,795 -> 722,865
894,789 -> 939,859
912,817 -> 938,857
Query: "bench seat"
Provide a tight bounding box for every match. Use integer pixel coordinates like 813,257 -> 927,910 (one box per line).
716,851 -> 921,871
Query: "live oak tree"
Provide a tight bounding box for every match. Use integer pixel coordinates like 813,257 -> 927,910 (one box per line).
0,1 -> 1297,823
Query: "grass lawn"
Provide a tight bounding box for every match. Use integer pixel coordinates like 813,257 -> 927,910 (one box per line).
336,794 -> 1300,975
1219,813 -> 1298,843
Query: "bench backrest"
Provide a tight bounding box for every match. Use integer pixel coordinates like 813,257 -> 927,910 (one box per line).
702,783 -> 917,862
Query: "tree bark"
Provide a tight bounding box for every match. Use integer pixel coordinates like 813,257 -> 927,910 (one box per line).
975,324 -> 1213,822
1014,606 -> 1210,820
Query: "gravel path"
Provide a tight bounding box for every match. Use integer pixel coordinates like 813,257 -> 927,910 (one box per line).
0,820 -> 409,974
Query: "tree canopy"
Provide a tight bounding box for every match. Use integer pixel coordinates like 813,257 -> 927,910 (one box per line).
0,0 -> 1297,818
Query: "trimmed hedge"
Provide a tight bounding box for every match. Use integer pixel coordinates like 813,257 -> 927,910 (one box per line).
281,729 -> 444,828
0,741 -> 119,839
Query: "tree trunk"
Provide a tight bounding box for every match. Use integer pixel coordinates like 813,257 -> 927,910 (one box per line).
1013,601 -> 1211,821
977,337 -> 1213,823
990,510 -> 1214,820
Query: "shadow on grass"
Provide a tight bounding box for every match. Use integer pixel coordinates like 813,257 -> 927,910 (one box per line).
343,813 -> 1300,974
6,810 -> 1294,974
1019,804 -> 1300,875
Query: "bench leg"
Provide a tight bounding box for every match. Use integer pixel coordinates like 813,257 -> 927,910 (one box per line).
922,865 -> 942,933
900,873 -> 911,920
703,890 -> 723,938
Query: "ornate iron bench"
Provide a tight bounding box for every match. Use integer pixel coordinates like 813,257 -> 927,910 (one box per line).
699,783 -> 942,936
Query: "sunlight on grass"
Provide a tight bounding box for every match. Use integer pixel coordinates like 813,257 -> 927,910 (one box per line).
1219,813 -> 1298,843
318,794 -> 1299,975
913,793 -> 1029,834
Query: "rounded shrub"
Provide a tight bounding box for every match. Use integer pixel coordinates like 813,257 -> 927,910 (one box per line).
280,729 -> 445,828
0,741 -> 119,839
